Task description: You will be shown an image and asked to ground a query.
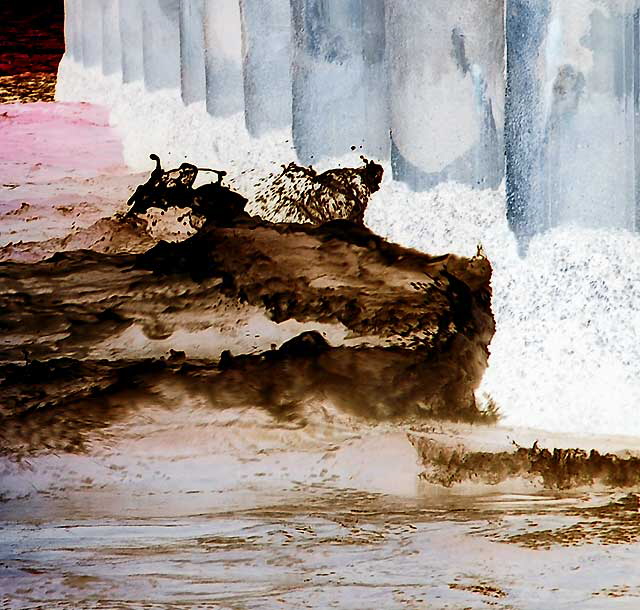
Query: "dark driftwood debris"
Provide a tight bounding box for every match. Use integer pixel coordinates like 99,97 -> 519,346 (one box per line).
0,159 -> 495,454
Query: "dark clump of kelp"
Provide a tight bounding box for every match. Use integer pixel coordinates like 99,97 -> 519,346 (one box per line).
412,437 -> 640,490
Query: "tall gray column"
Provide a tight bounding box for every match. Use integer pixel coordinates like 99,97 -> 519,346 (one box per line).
179,0 -> 207,104
204,0 -> 245,116
387,0 -> 504,192
64,0 -> 85,62
81,0 -> 104,68
72,0 -> 84,63
506,0 -> 640,245
290,0 -> 389,163
101,0 -> 122,76
119,0 -> 144,83
143,0 -> 182,91
240,0 -> 292,136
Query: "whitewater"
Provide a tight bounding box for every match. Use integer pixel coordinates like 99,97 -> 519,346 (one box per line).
56,56 -> 640,440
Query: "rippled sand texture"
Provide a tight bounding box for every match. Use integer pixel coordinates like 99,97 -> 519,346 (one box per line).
4,454 -> 640,610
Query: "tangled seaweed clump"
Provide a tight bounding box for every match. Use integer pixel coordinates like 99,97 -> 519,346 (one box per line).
250,157 -> 384,224
412,438 -> 640,489
125,155 -> 248,225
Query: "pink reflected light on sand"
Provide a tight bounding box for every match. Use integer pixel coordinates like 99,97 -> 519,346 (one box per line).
0,101 -> 127,182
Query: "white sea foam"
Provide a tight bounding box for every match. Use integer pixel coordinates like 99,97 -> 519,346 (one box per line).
56,56 -> 640,438
367,182 -> 640,437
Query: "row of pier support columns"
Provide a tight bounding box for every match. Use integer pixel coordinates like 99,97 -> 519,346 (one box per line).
62,0 -> 501,175
63,0 -> 640,242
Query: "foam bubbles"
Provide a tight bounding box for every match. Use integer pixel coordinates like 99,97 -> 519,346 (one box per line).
484,227 -> 640,436
367,183 -> 640,437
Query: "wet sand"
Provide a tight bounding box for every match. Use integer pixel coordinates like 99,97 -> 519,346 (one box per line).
3,418 -> 640,609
